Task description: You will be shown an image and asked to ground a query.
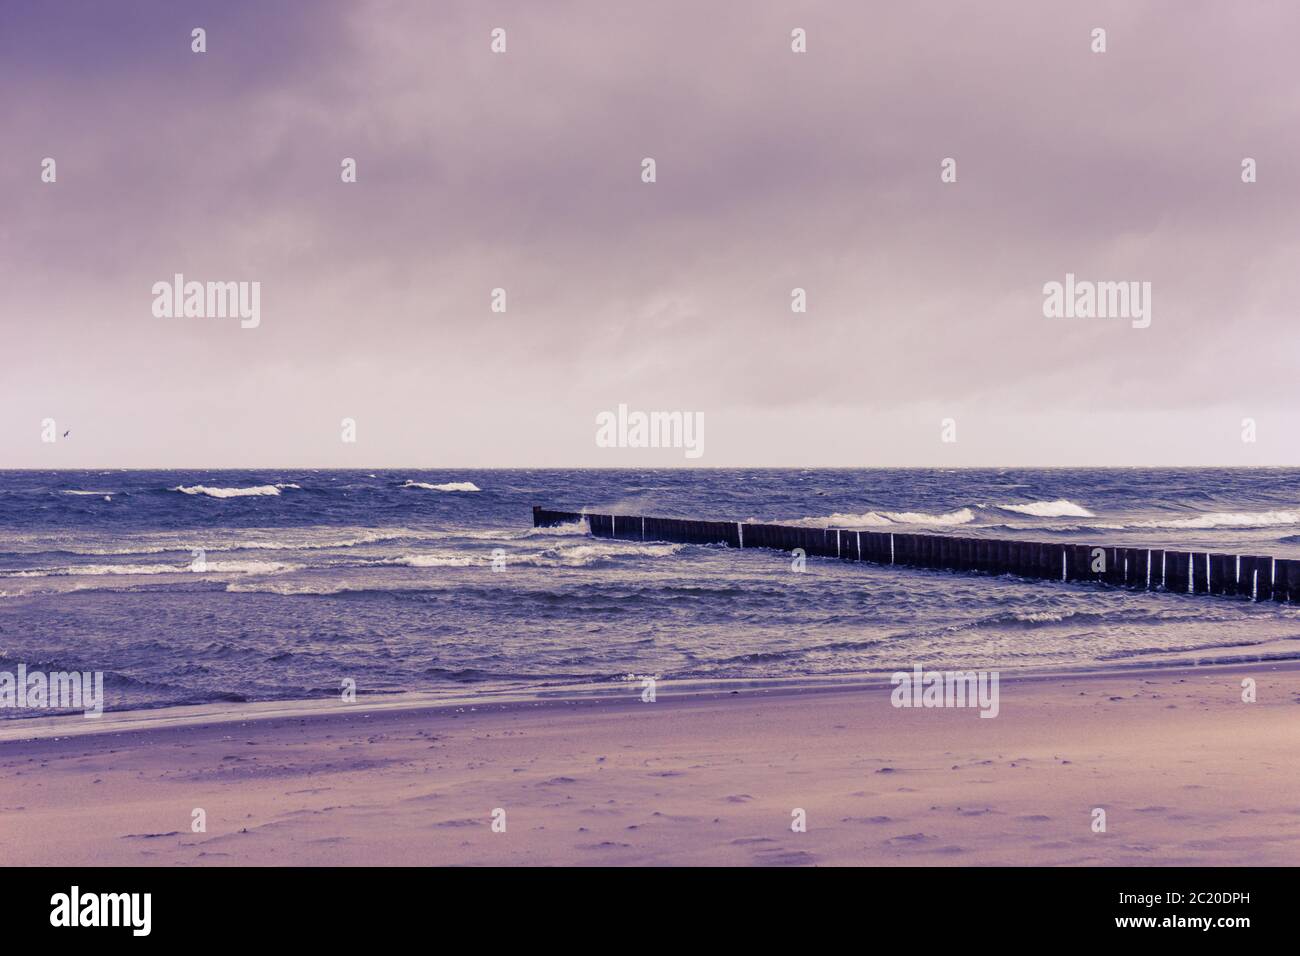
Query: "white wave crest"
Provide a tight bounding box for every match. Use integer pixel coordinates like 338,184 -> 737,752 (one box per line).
788,508 -> 974,529
385,554 -> 477,568
882,508 -> 976,526
380,539 -> 679,569
1129,509 -> 1300,530
10,563 -> 181,577
400,480 -> 481,492
62,490 -> 115,497
173,484 -> 286,498
527,542 -> 682,566
201,560 -> 298,574
995,499 -> 1095,518
8,560 -> 297,577
25,526 -> 577,559
79,528 -> 447,557
521,520 -> 589,536
787,511 -> 892,528
226,582 -> 360,596
1009,610 -> 1073,623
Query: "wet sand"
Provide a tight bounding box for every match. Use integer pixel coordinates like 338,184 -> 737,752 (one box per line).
2,662 -> 1299,866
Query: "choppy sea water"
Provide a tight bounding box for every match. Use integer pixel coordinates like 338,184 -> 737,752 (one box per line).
2,468 -> 1300,717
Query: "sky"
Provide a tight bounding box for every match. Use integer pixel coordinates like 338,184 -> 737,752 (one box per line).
2,0 -> 1298,468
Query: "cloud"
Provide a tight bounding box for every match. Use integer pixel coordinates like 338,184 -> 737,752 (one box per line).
2,0 -> 1297,465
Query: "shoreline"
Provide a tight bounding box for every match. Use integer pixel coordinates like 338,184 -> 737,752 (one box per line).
4,655 -> 1300,743
3,658 -> 1299,866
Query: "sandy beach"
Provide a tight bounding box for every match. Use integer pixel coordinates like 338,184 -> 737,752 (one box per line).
3,661 -> 1299,866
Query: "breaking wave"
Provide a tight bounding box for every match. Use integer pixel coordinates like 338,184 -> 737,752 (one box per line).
6,560 -> 297,577
400,480 -> 481,492
995,499 -> 1095,518
378,541 -> 683,569
788,508 -> 976,529
172,484 -> 298,498
384,554 -> 477,568
1125,510 -> 1300,530
526,542 -> 683,565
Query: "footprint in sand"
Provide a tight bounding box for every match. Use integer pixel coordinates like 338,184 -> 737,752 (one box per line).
121,831 -> 180,840
752,848 -> 816,866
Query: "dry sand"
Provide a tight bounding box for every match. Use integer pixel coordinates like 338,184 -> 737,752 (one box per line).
2,662 -> 1299,866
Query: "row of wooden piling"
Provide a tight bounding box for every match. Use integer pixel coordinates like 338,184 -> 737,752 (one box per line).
532,506 -> 1300,603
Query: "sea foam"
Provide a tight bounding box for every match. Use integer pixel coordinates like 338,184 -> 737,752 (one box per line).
1129,509 -> 1300,530
788,508 -> 975,528
400,480 -> 481,492
172,484 -> 295,498
994,499 -> 1095,518
8,559 -> 296,577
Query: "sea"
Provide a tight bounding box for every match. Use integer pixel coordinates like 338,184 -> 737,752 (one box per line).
2,468 -> 1299,717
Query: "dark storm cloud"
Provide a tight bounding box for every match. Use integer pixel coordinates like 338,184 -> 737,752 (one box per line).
2,1 -> 1297,466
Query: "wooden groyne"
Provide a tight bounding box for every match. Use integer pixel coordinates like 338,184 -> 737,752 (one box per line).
532,506 -> 1300,603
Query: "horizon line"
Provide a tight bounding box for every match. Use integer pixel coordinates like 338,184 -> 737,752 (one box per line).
3,464 -> 1299,472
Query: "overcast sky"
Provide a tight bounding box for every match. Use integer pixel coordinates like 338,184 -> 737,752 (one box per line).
2,0 -> 1297,468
